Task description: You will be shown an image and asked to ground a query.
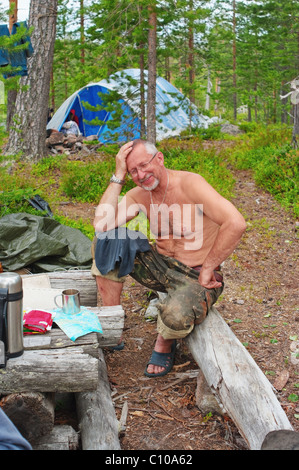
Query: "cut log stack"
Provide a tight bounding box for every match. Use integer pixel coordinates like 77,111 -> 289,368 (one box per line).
0,270 -> 295,450
0,270 -> 124,450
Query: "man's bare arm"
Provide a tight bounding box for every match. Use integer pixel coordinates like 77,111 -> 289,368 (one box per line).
93,142 -> 136,232
185,174 -> 246,289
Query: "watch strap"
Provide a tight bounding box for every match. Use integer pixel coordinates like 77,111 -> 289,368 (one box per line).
110,174 -> 125,185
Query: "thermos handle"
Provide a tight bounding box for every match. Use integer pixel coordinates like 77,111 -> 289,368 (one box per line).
0,288 -> 8,342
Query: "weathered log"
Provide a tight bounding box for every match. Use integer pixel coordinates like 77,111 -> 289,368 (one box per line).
48,270 -> 97,307
23,306 -> 124,350
0,392 -> 55,442
75,349 -> 121,450
96,305 -> 125,347
185,307 -> 293,450
22,270 -> 98,307
0,347 -> 99,394
32,425 -> 79,450
23,330 -> 100,358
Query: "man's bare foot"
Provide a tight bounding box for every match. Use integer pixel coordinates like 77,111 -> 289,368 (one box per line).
146,334 -> 175,375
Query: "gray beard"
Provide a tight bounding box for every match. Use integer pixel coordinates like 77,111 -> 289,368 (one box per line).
140,176 -> 159,191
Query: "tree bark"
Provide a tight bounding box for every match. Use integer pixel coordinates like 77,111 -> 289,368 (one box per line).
32,425 -> 79,450
0,347 -> 99,393
188,0 -> 195,106
0,392 -> 55,443
80,0 -> 85,72
5,0 -> 58,159
147,4 -> 157,144
75,349 -> 121,450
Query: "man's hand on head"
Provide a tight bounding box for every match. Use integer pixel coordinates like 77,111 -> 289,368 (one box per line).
115,141 -> 134,180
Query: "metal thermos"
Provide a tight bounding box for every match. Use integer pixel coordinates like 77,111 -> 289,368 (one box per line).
0,272 -> 24,368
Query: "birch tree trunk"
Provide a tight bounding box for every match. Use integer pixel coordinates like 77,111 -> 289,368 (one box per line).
147,3 -> 157,144
6,0 -> 58,159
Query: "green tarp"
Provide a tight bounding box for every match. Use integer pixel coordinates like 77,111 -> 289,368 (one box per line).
0,213 -> 92,272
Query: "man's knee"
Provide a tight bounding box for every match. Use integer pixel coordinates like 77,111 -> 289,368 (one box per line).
91,235 -> 126,283
155,282 -> 224,340
156,314 -> 194,340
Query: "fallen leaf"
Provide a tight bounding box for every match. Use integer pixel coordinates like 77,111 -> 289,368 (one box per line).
273,370 -> 289,391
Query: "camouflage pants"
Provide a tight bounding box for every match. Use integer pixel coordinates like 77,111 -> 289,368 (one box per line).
92,235 -> 224,339
131,247 -> 223,339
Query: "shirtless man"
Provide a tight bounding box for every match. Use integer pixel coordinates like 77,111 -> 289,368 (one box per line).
92,139 -> 246,377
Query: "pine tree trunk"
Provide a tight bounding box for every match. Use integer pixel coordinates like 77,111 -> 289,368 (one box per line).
5,0 -> 58,160
80,0 -> 85,72
139,52 -> 146,138
147,4 -> 157,144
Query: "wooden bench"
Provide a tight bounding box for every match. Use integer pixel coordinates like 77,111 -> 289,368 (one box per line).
0,270 -> 123,450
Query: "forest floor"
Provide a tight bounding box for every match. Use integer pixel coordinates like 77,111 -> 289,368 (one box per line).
57,142 -> 299,451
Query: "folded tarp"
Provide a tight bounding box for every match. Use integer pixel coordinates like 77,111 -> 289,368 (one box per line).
0,213 -> 92,272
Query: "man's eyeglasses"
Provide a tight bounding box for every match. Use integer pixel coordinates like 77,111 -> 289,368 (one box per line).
128,152 -> 158,178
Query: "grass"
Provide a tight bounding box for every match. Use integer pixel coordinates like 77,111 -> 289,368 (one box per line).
0,122 -> 297,240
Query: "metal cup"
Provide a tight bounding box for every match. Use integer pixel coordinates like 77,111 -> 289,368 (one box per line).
54,289 -> 81,314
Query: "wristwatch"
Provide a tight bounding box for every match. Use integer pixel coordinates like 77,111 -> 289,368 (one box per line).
110,174 -> 125,185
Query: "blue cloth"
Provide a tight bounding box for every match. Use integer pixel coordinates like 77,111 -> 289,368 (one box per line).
95,228 -> 151,277
0,24 -> 10,67
8,22 -> 33,77
0,21 -> 34,78
53,306 -> 103,341
0,408 -> 32,450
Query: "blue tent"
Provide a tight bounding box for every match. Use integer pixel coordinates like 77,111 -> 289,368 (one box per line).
47,69 -> 210,143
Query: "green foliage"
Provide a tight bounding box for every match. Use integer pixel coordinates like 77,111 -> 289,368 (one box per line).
0,187 -> 39,218
31,153 -> 67,175
222,126 -> 298,217
54,214 -> 95,240
193,124 -> 222,140
238,121 -> 259,134
0,122 -> 297,242
160,144 -> 235,200
61,161 -> 111,202
60,157 -> 135,203
254,148 -> 299,216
